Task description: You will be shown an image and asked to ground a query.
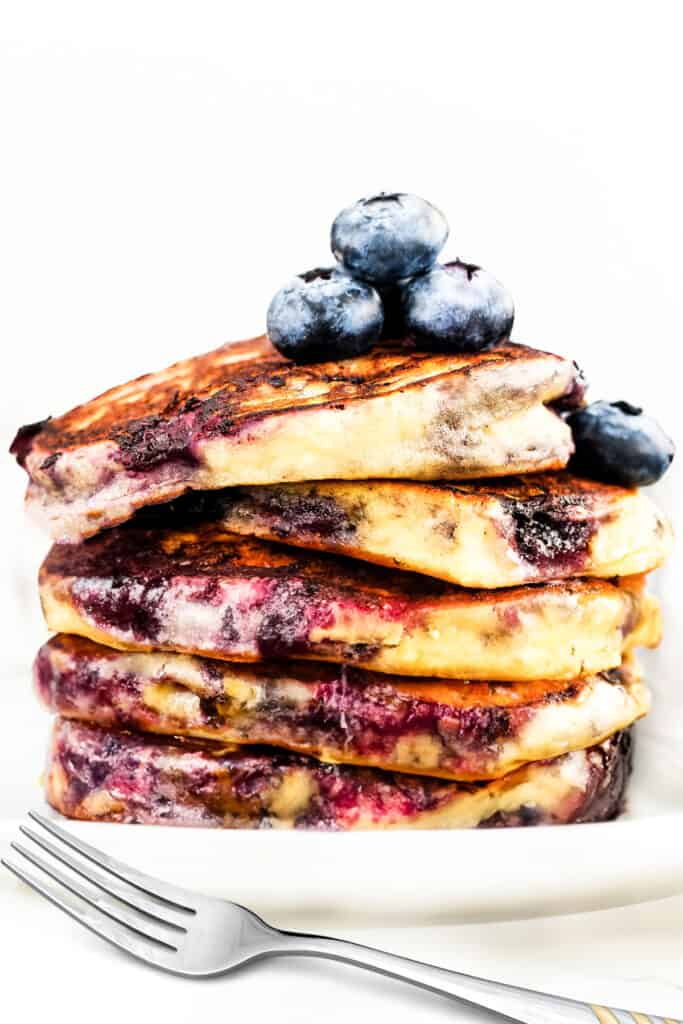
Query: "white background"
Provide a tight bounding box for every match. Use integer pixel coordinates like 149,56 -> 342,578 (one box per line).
1,2 -> 683,1021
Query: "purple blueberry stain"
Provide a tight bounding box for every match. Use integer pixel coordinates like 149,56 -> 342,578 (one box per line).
224,487 -> 363,543
550,361 -> 587,412
254,580 -> 335,658
113,412 -> 199,471
40,451 -> 62,473
73,577 -> 164,642
502,492 -> 597,574
9,416 -> 52,467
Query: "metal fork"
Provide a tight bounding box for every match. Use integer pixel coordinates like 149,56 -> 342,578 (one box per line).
2,812 -> 678,1024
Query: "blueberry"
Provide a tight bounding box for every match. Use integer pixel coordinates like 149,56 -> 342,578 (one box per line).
567,401 -> 674,487
266,267 -> 383,363
331,193 -> 448,286
401,259 -> 514,353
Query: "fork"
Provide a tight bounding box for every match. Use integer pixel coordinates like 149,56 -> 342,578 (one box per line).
2,812 -> 678,1024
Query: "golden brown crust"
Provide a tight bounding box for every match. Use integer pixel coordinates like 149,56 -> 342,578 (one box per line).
405,472 -> 638,501
18,337 -> 571,455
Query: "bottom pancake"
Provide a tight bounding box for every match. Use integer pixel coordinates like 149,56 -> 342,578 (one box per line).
35,635 -> 649,781
45,718 -> 632,831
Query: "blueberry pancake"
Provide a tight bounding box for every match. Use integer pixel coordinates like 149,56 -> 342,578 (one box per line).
36,635 -> 650,781
39,523 -> 661,681
45,718 -> 633,831
181,472 -> 672,588
12,337 -> 583,542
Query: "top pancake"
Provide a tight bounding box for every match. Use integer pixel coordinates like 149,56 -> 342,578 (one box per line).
12,336 -> 582,541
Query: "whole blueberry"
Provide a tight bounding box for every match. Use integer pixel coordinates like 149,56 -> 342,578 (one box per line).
401,259 -> 514,352
266,267 -> 383,363
567,401 -> 675,487
331,193 -> 448,286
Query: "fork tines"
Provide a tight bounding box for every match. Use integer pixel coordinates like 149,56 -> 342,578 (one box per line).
2,811 -> 196,970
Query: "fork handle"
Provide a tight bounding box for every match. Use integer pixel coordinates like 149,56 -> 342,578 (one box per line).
275,930 -> 668,1023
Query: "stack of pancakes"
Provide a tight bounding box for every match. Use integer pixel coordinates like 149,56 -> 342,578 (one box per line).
13,337 -> 671,830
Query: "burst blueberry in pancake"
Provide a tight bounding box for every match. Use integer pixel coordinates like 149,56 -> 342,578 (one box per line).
35,635 -> 650,782
39,523 -> 660,681
179,472 -> 672,588
45,718 -> 633,830
12,337 -> 583,542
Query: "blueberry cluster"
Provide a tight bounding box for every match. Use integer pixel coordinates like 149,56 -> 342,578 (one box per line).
266,190 -> 674,487
266,192 -> 514,363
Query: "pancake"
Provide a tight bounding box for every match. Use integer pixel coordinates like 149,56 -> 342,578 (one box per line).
35,635 -> 650,781
169,472 -> 672,588
39,523 -> 661,681
11,337 -> 582,542
45,718 -> 633,830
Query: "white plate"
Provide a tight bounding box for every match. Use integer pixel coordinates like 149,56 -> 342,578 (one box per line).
2,803 -> 679,930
